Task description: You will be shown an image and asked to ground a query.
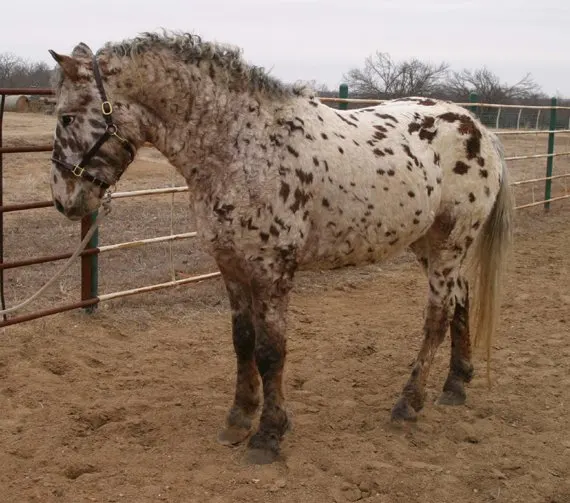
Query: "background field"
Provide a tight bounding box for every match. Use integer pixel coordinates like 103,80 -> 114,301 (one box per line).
0,112 -> 568,502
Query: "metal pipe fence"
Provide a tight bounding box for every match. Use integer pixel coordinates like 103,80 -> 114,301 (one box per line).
0,87 -> 220,328
1,85 -> 568,329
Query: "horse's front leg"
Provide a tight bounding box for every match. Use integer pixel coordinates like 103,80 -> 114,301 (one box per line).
217,273 -> 261,446
246,274 -> 293,464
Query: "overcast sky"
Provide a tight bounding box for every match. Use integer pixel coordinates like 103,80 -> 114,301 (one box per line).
2,0 -> 569,97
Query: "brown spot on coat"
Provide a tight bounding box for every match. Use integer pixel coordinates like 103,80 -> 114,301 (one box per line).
295,169 -> 314,185
408,123 -> 421,134
375,113 -> 398,122
279,181 -> 290,202
453,161 -> 470,175
287,145 -> 299,157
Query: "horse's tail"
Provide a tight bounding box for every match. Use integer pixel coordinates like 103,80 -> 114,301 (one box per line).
470,133 -> 514,383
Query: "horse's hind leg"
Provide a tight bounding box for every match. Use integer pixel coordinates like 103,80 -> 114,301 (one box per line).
438,276 -> 474,405
392,240 -> 462,421
409,240 -> 474,406
218,272 -> 261,446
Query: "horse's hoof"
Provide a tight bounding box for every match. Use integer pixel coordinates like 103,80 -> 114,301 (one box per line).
437,390 -> 466,406
440,377 -> 467,406
217,426 -> 251,446
391,396 -> 418,422
245,447 -> 280,465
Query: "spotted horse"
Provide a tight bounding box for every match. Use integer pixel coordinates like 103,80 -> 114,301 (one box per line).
48,32 -> 513,465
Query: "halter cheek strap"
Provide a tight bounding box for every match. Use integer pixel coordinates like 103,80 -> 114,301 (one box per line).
51,55 -> 136,190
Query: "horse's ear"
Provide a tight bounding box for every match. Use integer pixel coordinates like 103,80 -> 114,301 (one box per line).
71,42 -> 93,59
48,50 -> 80,81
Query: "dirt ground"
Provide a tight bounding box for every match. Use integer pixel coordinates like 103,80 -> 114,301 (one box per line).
0,112 -> 569,502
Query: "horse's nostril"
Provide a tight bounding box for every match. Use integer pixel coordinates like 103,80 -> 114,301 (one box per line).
54,199 -> 65,214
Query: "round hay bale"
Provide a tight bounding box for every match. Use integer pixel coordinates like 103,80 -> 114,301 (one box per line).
3,95 -> 30,112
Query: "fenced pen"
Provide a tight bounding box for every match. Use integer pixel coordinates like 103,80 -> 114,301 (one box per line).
1,86 -> 569,329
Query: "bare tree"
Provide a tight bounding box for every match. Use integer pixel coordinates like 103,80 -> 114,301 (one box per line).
0,52 -> 53,88
343,51 -> 449,98
443,67 -> 544,103
0,53 -> 22,86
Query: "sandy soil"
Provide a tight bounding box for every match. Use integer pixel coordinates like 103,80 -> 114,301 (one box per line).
0,112 -> 568,503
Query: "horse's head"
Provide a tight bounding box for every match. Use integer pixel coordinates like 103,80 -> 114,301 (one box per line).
48,43 -> 139,220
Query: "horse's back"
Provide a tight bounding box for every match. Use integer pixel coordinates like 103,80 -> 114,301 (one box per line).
292,97 -> 504,269
358,98 -> 504,228
292,99 -> 445,268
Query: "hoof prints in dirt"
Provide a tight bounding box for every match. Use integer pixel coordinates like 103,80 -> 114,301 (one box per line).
72,407 -> 159,447
64,463 -> 98,480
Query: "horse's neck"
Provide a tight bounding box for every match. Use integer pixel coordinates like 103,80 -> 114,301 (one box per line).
116,53 -> 260,179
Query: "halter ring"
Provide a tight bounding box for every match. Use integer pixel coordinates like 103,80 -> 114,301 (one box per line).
72,165 -> 85,177
101,101 -> 113,115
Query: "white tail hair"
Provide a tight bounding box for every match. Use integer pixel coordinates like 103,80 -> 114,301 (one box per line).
470,133 -> 514,385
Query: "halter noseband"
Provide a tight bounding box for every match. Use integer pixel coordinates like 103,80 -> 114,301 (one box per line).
51,55 -> 135,190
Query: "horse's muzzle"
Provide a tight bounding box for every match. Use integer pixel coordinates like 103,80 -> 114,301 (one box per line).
53,197 -> 88,220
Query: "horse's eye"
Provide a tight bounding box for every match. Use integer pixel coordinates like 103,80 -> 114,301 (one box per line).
60,115 -> 75,127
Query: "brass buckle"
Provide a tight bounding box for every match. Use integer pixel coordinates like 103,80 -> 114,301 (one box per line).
101,101 -> 113,115
72,165 -> 85,177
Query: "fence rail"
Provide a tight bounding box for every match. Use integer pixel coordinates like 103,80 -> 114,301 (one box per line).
1,86 -> 568,329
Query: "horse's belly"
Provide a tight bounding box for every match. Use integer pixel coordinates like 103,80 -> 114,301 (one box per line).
300,181 -> 440,269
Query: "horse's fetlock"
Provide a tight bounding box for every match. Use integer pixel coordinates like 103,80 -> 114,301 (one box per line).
451,359 -> 474,382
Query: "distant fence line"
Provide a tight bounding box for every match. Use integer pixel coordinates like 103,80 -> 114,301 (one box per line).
322,86 -> 570,131
0,85 -> 568,328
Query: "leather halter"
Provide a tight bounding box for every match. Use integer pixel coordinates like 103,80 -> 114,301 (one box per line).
51,56 -> 135,190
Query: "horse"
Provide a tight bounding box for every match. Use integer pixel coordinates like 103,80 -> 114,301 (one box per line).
47,32 -> 513,465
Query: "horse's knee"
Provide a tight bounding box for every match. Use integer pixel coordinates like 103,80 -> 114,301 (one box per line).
232,311 -> 256,357
251,286 -> 289,377
255,337 -> 285,377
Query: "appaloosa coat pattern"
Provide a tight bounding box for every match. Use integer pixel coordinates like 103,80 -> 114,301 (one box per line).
48,32 -> 513,464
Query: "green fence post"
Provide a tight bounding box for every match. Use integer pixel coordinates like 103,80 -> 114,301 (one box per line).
544,97 -> 557,211
80,211 -> 99,313
339,83 -> 348,110
468,92 -> 478,116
